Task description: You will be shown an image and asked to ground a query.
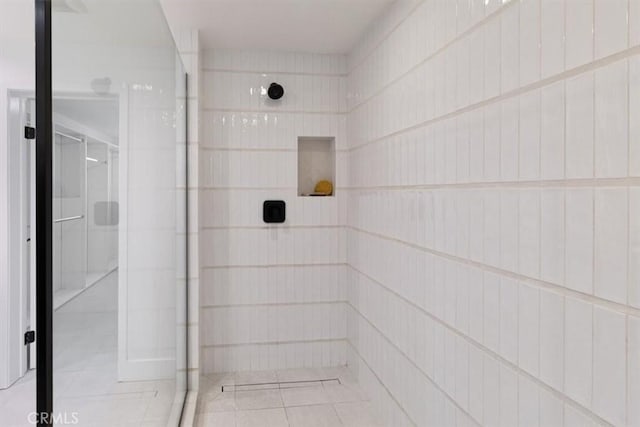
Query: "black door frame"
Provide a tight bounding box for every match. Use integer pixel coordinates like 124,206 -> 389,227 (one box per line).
34,0 -> 53,424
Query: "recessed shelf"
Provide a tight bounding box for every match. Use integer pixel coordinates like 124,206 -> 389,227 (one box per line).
297,136 -> 335,197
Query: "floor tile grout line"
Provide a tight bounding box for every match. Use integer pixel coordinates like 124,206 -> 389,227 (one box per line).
201,300 -> 347,309
201,338 -> 348,349
201,263 -> 348,270
202,107 -> 347,115
196,367 -> 372,427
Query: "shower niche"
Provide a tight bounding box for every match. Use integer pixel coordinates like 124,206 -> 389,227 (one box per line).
297,136 -> 335,196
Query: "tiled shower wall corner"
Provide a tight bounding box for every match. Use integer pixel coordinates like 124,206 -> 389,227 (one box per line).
199,49 -> 350,373
345,0 -> 640,426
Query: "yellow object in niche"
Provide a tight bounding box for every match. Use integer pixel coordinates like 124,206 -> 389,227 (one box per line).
314,180 -> 333,196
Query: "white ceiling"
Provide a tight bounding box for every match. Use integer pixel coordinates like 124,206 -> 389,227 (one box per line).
160,0 -> 395,53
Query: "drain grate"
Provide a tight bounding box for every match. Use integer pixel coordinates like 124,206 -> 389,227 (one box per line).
221,378 -> 340,392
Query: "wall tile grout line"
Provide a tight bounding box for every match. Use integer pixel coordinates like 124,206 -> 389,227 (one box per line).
346,0 -> 517,111
201,225 -> 343,230
202,67 -> 347,78
199,147 -> 351,153
347,44 -> 640,154
347,226 -> 640,319
345,267 -> 614,427
346,0 -> 426,75
341,177 -> 640,190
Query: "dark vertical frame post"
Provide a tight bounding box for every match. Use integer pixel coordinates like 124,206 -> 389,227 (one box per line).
35,0 -> 53,424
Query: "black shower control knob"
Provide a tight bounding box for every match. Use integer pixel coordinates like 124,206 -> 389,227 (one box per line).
268,82 -> 284,100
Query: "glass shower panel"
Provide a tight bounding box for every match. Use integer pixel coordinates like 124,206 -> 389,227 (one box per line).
52,131 -> 86,307
86,139 -> 117,286
50,1 -> 187,425
108,148 -> 119,273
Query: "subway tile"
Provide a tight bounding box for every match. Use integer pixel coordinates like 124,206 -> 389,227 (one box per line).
565,188 -> 594,294
500,189 -> 519,272
468,268 -> 484,344
594,60 -> 629,178
566,72 -> 594,179
457,115 -> 471,184
564,405 -> 597,427
499,365 -> 518,427
631,57 -> 640,176
540,81 -> 565,180
484,190 -> 501,267
469,191 -> 485,263
500,97 -> 519,181
541,0 -> 565,78
518,189 -> 540,279
483,354 -> 500,427
518,283 -> 539,377
469,31 -> 485,105
594,0 -> 628,59
519,0 -> 540,86
540,189 -> 565,285
594,188 -> 628,304
518,90 -> 540,181
630,189 -> 640,308
632,0 -> 640,47
457,38 -> 470,110
539,387 -> 564,426
468,345 -> 484,423
455,337 -> 469,410
518,374 -> 539,427
499,278 -> 519,364
484,104 -> 501,182
456,265 -> 470,334
501,3 -> 520,93
565,0 -> 594,69
593,306 -> 626,425
483,272 -> 501,353
468,109 -> 485,182
539,289 -> 564,391
629,316 -> 640,426
484,18 -> 502,99
564,297 -> 593,408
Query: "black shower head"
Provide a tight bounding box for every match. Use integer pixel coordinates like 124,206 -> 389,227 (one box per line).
267,82 -> 284,100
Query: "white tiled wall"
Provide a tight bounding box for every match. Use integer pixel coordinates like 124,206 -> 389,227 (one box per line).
200,49 -> 349,373
345,0 -> 640,426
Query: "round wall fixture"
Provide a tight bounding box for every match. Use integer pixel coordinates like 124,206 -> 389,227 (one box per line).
268,82 -> 284,100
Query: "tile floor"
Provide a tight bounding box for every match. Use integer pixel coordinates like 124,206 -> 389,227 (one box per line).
196,367 -> 380,427
0,272 -> 180,427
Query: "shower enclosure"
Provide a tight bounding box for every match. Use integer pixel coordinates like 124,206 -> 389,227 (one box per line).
26,0 -> 189,425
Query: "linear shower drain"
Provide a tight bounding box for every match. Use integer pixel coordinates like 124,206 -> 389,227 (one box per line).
221,378 -> 340,392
